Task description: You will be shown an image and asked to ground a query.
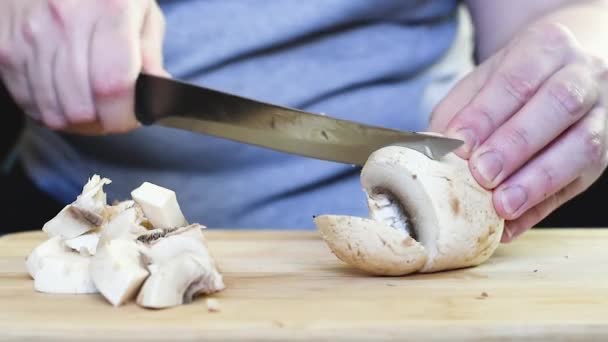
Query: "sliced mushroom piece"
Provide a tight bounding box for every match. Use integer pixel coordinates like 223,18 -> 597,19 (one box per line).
99,204 -> 149,245
136,254 -> 207,309
136,224 -> 225,309
90,239 -> 149,306
43,175 -> 112,239
26,236 -> 64,279
315,146 -> 504,276
131,182 -> 188,229
315,216 -> 426,276
26,236 -> 97,294
64,232 -> 100,256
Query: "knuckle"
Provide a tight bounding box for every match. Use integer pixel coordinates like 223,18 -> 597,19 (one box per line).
547,78 -> 587,115
46,0 -> 67,28
468,104 -> 497,133
504,126 -> 531,151
498,69 -> 536,103
92,72 -> 134,99
581,129 -> 604,169
533,22 -> 578,57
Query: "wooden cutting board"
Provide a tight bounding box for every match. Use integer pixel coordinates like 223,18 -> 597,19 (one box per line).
1,228 -> 607,341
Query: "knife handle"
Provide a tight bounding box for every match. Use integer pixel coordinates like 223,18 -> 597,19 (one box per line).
134,73 -> 176,125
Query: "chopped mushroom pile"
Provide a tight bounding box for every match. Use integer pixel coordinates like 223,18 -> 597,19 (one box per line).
26,175 -> 225,309
314,146 -> 505,276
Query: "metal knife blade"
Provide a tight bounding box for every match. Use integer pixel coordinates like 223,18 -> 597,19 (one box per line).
135,74 -> 463,165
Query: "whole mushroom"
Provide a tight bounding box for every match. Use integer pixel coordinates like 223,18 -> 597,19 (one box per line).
315,146 -> 504,276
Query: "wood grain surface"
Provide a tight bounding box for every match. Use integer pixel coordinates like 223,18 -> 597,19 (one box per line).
0,229 -> 607,341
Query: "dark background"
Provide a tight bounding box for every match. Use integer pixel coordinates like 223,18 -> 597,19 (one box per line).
1,82 -> 607,234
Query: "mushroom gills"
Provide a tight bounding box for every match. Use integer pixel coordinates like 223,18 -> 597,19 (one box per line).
366,189 -> 416,241
136,224 -> 225,309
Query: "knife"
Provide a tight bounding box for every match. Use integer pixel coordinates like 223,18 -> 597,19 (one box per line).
0,74 -> 463,165
134,74 -> 462,165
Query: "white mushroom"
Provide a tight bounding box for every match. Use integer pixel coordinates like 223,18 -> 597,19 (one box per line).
90,239 -> 149,306
43,175 -> 111,239
26,236 -> 97,294
136,224 -> 225,309
315,146 -> 504,276
64,232 -> 100,256
99,203 -> 149,245
131,182 -> 188,229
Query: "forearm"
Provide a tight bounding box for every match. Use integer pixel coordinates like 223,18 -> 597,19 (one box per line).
467,0 -> 608,62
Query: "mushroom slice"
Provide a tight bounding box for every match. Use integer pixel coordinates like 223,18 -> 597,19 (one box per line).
26,236 -> 97,294
315,146 -> 504,276
43,175 -> 112,239
26,236 -> 65,279
64,232 -> 100,256
99,204 -> 149,245
136,224 -> 225,309
131,182 -> 188,229
315,215 -> 426,276
136,254 -> 208,309
90,239 -> 149,306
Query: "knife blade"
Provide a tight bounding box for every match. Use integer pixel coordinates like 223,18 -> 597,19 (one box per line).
134,74 -> 463,165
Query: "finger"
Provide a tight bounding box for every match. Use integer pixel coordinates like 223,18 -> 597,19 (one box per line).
493,106 -> 607,221
428,51 -> 503,133
60,121 -> 106,135
22,5 -> 66,129
51,0 -> 97,125
470,63 -> 598,189
443,23 -> 581,158
140,2 -> 169,77
0,2 -> 39,119
501,178 -> 584,243
90,1 -> 146,133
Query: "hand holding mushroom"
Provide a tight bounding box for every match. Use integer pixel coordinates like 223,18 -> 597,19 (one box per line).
429,22 -> 608,242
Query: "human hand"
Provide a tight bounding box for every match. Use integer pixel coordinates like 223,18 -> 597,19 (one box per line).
0,0 -> 168,135
429,22 -> 608,243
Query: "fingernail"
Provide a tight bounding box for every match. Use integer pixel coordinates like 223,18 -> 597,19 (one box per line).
500,186 -> 527,217
451,128 -> 477,155
474,151 -> 503,184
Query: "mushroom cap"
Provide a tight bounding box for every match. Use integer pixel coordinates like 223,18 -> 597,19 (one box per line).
315,146 -> 504,276
315,215 -> 426,276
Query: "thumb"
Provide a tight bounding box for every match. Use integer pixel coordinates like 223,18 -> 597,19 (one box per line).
141,2 -> 170,77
